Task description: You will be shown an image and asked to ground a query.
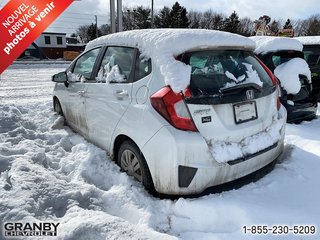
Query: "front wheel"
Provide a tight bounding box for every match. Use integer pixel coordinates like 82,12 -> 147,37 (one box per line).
53,98 -> 63,116
117,141 -> 154,192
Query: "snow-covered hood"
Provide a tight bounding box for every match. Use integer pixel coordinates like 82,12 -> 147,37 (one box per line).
250,36 -> 303,55
295,36 -> 320,45
86,29 -> 256,92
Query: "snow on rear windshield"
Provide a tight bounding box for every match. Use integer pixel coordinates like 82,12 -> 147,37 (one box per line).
180,50 -> 271,96
86,29 -> 255,93
223,62 -> 263,89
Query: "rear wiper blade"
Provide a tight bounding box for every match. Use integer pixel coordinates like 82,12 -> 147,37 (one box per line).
220,83 -> 263,93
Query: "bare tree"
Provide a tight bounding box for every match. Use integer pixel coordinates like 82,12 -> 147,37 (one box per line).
306,14 -> 320,35
269,20 -> 281,35
198,10 -> 225,30
188,10 -> 201,28
76,25 -> 91,43
238,17 -> 254,36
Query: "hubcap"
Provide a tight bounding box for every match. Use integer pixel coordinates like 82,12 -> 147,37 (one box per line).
120,149 -> 142,182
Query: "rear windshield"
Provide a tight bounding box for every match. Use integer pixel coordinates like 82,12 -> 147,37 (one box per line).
179,50 -> 273,96
302,45 -> 320,66
271,51 -> 304,68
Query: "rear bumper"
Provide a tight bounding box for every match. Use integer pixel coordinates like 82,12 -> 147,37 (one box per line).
285,101 -> 317,123
142,106 -> 287,195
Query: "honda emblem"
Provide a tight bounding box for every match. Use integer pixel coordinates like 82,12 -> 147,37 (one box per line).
246,90 -> 254,100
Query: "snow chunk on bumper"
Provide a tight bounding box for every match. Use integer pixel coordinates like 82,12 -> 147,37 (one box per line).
209,115 -> 284,163
274,58 -> 311,95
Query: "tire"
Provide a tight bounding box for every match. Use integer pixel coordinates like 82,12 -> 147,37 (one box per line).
117,141 -> 154,192
54,99 -> 63,116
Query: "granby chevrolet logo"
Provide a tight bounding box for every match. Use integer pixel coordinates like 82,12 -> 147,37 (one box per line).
4,222 -> 60,237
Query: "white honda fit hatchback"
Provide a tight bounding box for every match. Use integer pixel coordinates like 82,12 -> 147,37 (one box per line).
52,29 -> 286,195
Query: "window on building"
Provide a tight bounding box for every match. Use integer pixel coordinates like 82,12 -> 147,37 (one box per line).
57,36 -> 63,45
44,36 -> 51,45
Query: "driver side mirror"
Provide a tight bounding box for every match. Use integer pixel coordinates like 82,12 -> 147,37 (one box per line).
52,71 -> 69,87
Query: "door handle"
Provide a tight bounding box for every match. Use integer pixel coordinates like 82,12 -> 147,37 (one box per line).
114,90 -> 129,98
77,90 -> 86,96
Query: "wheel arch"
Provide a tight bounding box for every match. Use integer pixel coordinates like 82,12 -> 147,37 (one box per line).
113,134 -> 156,193
112,134 -> 136,161
53,95 -> 59,105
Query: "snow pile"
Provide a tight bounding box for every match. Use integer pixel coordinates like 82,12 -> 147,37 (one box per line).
67,71 -> 81,82
0,65 -> 174,239
86,29 -> 255,93
209,115 -> 283,163
250,36 -> 303,55
295,36 -> 320,45
223,63 -> 263,89
274,58 -> 311,94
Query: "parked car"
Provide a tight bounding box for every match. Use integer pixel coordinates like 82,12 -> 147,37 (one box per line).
296,36 -> 320,101
251,36 -> 318,123
52,29 -> 286,195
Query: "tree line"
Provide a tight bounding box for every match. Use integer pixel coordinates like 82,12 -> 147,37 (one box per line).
72,2 -> 320,43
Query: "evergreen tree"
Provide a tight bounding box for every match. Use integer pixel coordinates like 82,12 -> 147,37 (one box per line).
211,13 -> 225,30
170,2 -> 189,28
87,23 -> 101,41
223,11 -> 240,33
283,19 -> 293,29
133,6 -> 151,29
154,6 -> 171,28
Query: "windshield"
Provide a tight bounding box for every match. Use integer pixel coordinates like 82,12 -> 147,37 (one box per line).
180,50 -> 273,96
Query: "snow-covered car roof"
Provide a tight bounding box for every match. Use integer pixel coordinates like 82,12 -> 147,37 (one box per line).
85,29 -> 255,92
86,29 -> 255,53
295,36 -> 320,45
250,36 -> 303,55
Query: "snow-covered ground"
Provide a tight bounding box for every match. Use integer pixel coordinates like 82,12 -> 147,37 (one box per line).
0,64 -> 320,240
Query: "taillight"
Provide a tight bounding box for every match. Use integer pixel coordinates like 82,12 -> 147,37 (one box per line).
255,56 -> 281,110
150,86 -> 198,132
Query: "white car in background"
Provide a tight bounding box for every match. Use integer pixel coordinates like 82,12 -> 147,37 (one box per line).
52,29 -> 286,195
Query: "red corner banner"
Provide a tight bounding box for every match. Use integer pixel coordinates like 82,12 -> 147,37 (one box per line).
0,0 -> 74,74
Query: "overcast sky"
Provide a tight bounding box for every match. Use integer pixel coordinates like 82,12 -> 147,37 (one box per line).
66,0 -> 319,20
1,0 -> 319,34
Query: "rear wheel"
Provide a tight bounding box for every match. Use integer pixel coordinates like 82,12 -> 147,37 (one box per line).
117,141 -> 154,192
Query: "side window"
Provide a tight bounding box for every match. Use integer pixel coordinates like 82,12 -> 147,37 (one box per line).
97,46 -> 135,83
190,55 -> 208,69
72,48 -> 101,80
272,55 -> 281,67
135,54 -> 152,81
